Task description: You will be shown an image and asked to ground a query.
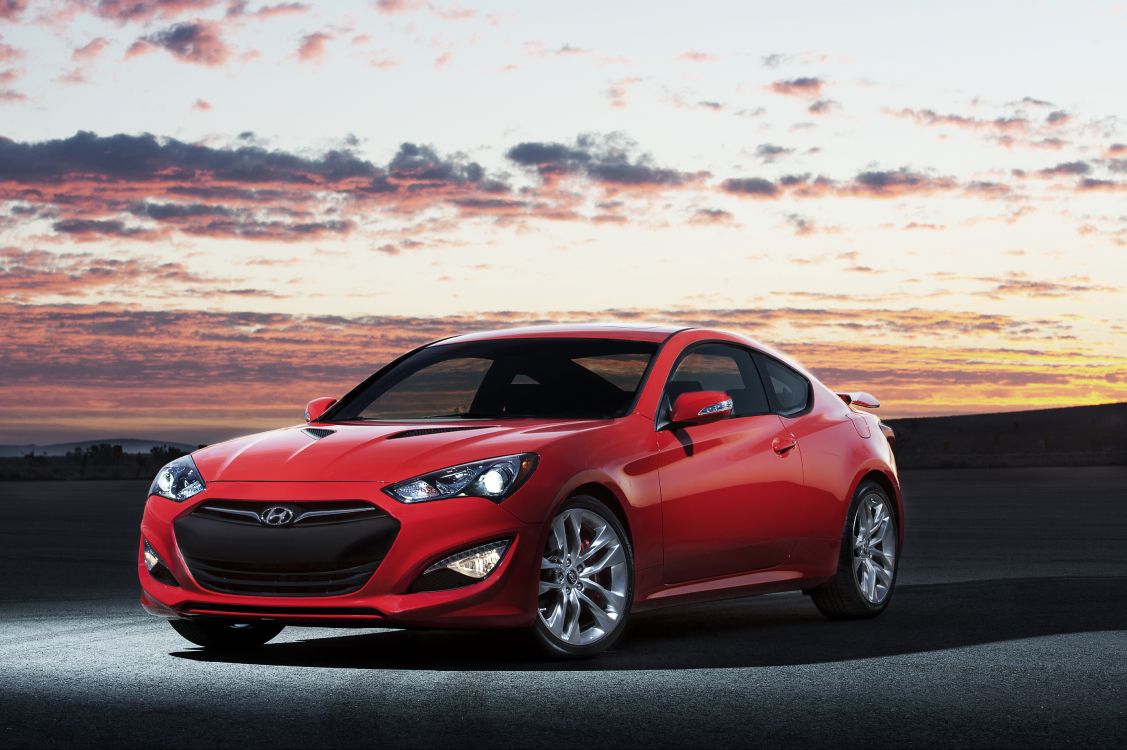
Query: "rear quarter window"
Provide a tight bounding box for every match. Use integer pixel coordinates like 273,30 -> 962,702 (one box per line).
760,357 -> 811,416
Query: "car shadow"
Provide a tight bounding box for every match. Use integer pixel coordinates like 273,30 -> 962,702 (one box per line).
170,576 -> 1127,671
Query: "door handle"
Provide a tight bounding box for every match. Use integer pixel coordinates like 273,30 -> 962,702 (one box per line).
772,436 -> 798,455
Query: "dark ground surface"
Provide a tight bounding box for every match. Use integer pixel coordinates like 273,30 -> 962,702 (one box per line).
1,467 -> 1125,748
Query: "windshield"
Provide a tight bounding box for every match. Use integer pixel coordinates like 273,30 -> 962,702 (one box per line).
330,338 -> 658,421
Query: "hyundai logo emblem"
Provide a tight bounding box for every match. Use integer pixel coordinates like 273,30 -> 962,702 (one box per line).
259,506 -> 295,526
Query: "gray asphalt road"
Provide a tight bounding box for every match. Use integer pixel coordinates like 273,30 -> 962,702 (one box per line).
1,467 -> 1125,748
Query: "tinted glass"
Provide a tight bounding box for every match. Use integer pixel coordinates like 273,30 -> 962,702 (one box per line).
333,339 -> 658,421
666,344 -> 769,417
761,357 -> 810,415
360,358 -> 491,419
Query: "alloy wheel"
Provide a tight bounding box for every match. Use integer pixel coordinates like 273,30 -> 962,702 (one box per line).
538,508 -> 629,647
852,492 -> 898,604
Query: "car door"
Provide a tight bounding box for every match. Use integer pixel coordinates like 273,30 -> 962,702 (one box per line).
656,343 -> 805,583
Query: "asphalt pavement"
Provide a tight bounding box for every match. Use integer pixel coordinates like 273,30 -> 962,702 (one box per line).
1,467 -> 1125,748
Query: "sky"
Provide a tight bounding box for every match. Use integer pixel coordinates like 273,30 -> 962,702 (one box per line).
1,0 -> 1126,445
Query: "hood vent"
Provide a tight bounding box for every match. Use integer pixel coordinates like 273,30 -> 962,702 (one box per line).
387,425 -> 495,440
301,427 -> 336,440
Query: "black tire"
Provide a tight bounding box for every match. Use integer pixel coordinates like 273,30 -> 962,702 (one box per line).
808,480 -> 899,619
533,495 -> 634,659
168,619 -> 284,650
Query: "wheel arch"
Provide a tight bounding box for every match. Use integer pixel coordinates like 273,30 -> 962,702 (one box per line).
567,481 -> 634,546
851,466 -> 905,540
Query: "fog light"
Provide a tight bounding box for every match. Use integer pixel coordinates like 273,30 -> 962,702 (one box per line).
143,540 -> 161,571
142,539 -> 179,587
410,539 -> 511,593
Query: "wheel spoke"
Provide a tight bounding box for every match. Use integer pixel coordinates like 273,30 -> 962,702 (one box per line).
563,590 -> 581,641
550,514 -> 567,557
576,589 -> 616,633
874,563 -> 893,586
579,576 -> 626,612
543,593 -> 564,636
582,543 -> 625,576
580,523 -> 613,563
861,559 -> 876,601
566,511 -> 583,560
539,580 -> 561,595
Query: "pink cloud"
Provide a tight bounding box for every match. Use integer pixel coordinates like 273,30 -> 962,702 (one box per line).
296,31 -> 331,63
135,20 -> 230,66
73,37 -> 110,62
768,77 -> 825,98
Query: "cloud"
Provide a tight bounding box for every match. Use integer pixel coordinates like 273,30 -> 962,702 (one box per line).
0,247 -> 209,298
3,300 -> 1120,442
678,50 -> 717,62
0,0 -> 27,20
720,168 -> 967,200
688,208 -> 733,225
76,0 -> 225,24
506,133 -> 697,190
755,144 -> 793,163
1037,160 -> 1090,177
0,88 -> 27,102
1045,110 -> 1070,127
807,98 -> 837,115
889,107 -> 1030,133
975,272 -> 1118,298
767,76 -> 825,97
848,168 -> 958,197
72,37 -> 111,62
296,30 -> 331,62
136,20 -> 230,66
721,177 -> 779,198
0,36 -> 25,62
0,131 -> 532,239
52,218 -> 160,240
192,98 -> 211,110
605,76 -> 642,108
0,67 -> 21,84
227,1 -> 308,18
785,213 -> 816,235
373,0 -> 425,14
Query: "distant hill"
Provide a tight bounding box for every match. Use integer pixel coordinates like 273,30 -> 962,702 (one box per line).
1,403 -> 1124,479
0,438 -> 198,459
886,402 -> 1127,469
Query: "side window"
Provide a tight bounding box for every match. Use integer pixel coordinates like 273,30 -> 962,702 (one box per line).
665,344 -> 770,418
759,356 -> 811,416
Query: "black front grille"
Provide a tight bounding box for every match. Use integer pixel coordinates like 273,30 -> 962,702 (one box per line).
175,501 -> 399,597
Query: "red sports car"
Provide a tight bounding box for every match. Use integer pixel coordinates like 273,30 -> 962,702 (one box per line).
139,325 -> 902,658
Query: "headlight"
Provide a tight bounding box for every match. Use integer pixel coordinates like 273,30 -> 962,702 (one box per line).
384,453 -> 537,504
149,455 -> 206,501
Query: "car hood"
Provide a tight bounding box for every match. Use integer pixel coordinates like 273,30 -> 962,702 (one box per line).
192,419 -> 608,483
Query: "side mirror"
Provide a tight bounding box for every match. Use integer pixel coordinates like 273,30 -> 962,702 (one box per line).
305,397 -> 337,423
669,391 -> 733,426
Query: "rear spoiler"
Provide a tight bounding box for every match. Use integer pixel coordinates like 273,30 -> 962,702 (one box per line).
836,391 -> 880,408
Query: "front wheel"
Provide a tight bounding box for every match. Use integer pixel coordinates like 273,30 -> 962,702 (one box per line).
168,619 -> 284,650
808,481 -> 899,619
534,496 -> 634,659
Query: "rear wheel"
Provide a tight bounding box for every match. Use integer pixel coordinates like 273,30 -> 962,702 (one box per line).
809,481 -> 899,619
168,619 -> 284,650
534,496 -> 633,659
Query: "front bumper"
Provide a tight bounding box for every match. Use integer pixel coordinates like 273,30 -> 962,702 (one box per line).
138,481 -> 540,629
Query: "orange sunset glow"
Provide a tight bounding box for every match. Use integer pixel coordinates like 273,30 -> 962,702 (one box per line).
1,2 -> 1125,444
